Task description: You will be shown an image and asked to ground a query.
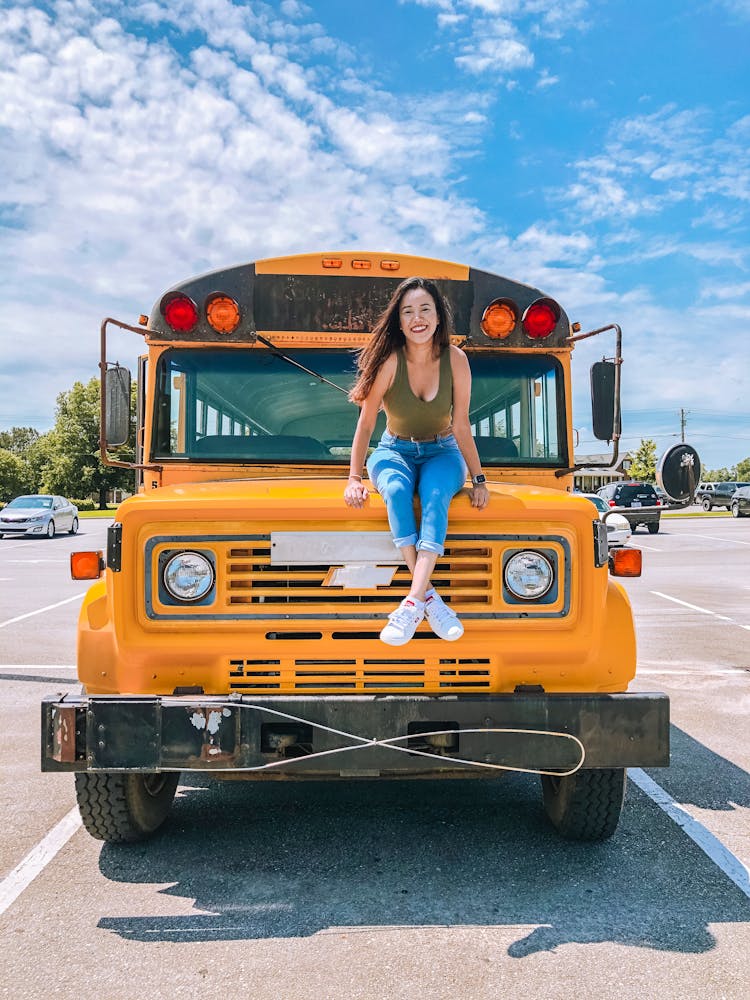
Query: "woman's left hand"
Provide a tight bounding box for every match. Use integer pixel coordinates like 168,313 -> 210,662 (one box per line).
469,483 -> 490,510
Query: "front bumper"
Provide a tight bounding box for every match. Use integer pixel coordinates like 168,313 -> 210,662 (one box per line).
42,692 -> 669,776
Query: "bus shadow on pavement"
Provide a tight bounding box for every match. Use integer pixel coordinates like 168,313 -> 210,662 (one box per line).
96,730 -> 750,954
645,725 -> 750,811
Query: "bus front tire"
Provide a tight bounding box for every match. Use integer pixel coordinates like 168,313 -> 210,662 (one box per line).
74,771 -> 180,843
541,768 -> 626,841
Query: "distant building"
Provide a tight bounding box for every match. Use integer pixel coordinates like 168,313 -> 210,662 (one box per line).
573,454 -> 632,493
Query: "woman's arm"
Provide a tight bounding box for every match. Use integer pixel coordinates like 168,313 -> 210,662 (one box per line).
344,354 -> 396,509
450,346 -> 489,510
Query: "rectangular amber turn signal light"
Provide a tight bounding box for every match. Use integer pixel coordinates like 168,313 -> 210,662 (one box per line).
609,547 -> 642,577
71,551 -> 105,580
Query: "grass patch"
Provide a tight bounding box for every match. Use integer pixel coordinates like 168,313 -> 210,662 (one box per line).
662,508 -> 729,518
78,508 -> 118,518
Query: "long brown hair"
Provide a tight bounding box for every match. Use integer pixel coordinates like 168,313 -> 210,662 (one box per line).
348,276 -> 454,404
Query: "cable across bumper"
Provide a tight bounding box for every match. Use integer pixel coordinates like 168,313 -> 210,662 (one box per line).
41,691 -> 669,776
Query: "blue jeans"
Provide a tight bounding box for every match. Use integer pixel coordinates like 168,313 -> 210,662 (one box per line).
366,432 -> 467,556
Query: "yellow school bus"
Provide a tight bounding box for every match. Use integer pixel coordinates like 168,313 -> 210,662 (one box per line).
42,251 -> 698,843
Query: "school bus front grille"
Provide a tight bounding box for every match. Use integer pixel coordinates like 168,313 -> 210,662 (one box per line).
224,540 -> 493,609
227,656 -> 492,693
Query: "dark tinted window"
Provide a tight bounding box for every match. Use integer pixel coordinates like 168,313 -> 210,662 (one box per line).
615,484 -> 657,503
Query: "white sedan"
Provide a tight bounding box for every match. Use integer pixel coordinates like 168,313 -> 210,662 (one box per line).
0,494 -> 79,539
581,493 -> 632,548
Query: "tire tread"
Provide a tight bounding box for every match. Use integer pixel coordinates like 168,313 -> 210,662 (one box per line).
542,768 -> 626,842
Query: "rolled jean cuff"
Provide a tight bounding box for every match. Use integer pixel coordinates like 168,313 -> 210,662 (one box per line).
394,531 -> 418,549
416,539 -> 444,556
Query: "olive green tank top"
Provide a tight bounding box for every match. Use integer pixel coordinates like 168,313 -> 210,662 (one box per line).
383,348 -> 453,439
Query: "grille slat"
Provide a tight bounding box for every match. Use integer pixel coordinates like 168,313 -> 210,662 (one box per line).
224,540 -> 495,609
227,656 -> 493,693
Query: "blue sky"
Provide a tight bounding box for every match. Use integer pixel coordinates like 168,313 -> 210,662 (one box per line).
1,0 -> 749,470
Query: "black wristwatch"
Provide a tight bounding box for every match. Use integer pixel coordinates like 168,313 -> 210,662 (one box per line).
472,474 -> 487,486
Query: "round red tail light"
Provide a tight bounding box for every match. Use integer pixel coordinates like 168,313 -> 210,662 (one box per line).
161,293 -> 198,333
522,298 -> 560,339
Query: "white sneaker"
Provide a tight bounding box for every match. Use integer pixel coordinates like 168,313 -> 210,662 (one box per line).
425,592 -> 464,641
380,598 -> 425,646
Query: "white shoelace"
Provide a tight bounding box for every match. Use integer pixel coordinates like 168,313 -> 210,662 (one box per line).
426,597 -> 457,624
389,601 -> 423,626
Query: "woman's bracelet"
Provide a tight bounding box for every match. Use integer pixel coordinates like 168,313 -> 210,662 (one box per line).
348,474 -> 362,482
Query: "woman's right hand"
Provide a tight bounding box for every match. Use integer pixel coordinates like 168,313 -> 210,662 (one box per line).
344,476 -> 369,508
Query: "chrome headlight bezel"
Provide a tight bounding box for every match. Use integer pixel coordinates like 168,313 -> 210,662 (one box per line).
161,550 -> 216,604
503,549 -> 555,602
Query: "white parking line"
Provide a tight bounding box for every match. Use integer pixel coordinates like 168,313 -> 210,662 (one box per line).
0,664 -> 76,670
651,591 -> 750,630
637,667 -> 746,676
0,594 -> 85,630
0,808 -> 82,916
668,531 -> 750,547
630,769 -> 750,901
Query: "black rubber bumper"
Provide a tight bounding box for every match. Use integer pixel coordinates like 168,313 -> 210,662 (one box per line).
41,692 -> 670,775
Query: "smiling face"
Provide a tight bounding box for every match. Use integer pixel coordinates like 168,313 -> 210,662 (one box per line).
398,287 -> 439,347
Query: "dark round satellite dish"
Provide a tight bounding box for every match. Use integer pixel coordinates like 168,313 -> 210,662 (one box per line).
657,444 -> 701,504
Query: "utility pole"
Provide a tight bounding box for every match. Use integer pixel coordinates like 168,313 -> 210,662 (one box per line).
680,408 -> 689,443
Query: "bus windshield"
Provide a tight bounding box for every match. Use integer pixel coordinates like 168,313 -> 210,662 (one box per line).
152,348 -> 566,466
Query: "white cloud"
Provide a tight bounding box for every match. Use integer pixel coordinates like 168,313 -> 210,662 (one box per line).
455,30 -> 534,74
536,69 -> 559,88
437,13 -> 467,27
559,105 -> 750,228
0,0 -> 492,428
404,0 -> 588,78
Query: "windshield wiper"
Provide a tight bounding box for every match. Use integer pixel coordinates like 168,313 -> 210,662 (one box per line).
255,334 -> 351,396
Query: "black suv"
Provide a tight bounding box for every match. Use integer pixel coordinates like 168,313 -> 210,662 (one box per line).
731,485 -> 750,518
596,482 -> 662,533
695,482 -> 750,511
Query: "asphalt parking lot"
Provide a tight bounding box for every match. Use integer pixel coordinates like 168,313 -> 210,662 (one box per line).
0,514 -> 748,999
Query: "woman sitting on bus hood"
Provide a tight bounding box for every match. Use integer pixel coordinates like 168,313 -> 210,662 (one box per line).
344,276 -> 489,646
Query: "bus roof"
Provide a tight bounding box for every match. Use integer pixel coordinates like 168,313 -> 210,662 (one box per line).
146,251 -> 571,348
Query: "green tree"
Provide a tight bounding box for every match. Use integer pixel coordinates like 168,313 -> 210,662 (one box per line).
736,457 -> 750,479
41,378 -> 134,508
627,438 -> 657,482
0,449 -> 35,502
0,426 -> 40,456
702,466 -> 734,481
0,427 -> 42,499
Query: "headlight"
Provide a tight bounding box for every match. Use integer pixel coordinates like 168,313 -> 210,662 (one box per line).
163,551 -> 215,602
28,514 -> 46,522
504,550 -> 554,600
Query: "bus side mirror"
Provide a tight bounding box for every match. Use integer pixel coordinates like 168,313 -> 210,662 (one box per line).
657,443 -> 701,504
105,365 -> 131,447
590,361 -> 616,442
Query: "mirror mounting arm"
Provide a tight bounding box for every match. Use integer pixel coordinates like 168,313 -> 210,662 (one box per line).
555,323 -> 622,478
100,317 -> 163,479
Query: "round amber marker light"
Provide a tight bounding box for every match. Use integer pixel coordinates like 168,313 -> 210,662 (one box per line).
206,295 -> 240,334
481,300 -> 517,339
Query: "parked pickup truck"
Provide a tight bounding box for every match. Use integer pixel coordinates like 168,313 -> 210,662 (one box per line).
695,481 -> 750,511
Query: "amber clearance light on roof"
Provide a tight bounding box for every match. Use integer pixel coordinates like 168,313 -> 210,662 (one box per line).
206,294 -> 241,334
480,298 -> 517,339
